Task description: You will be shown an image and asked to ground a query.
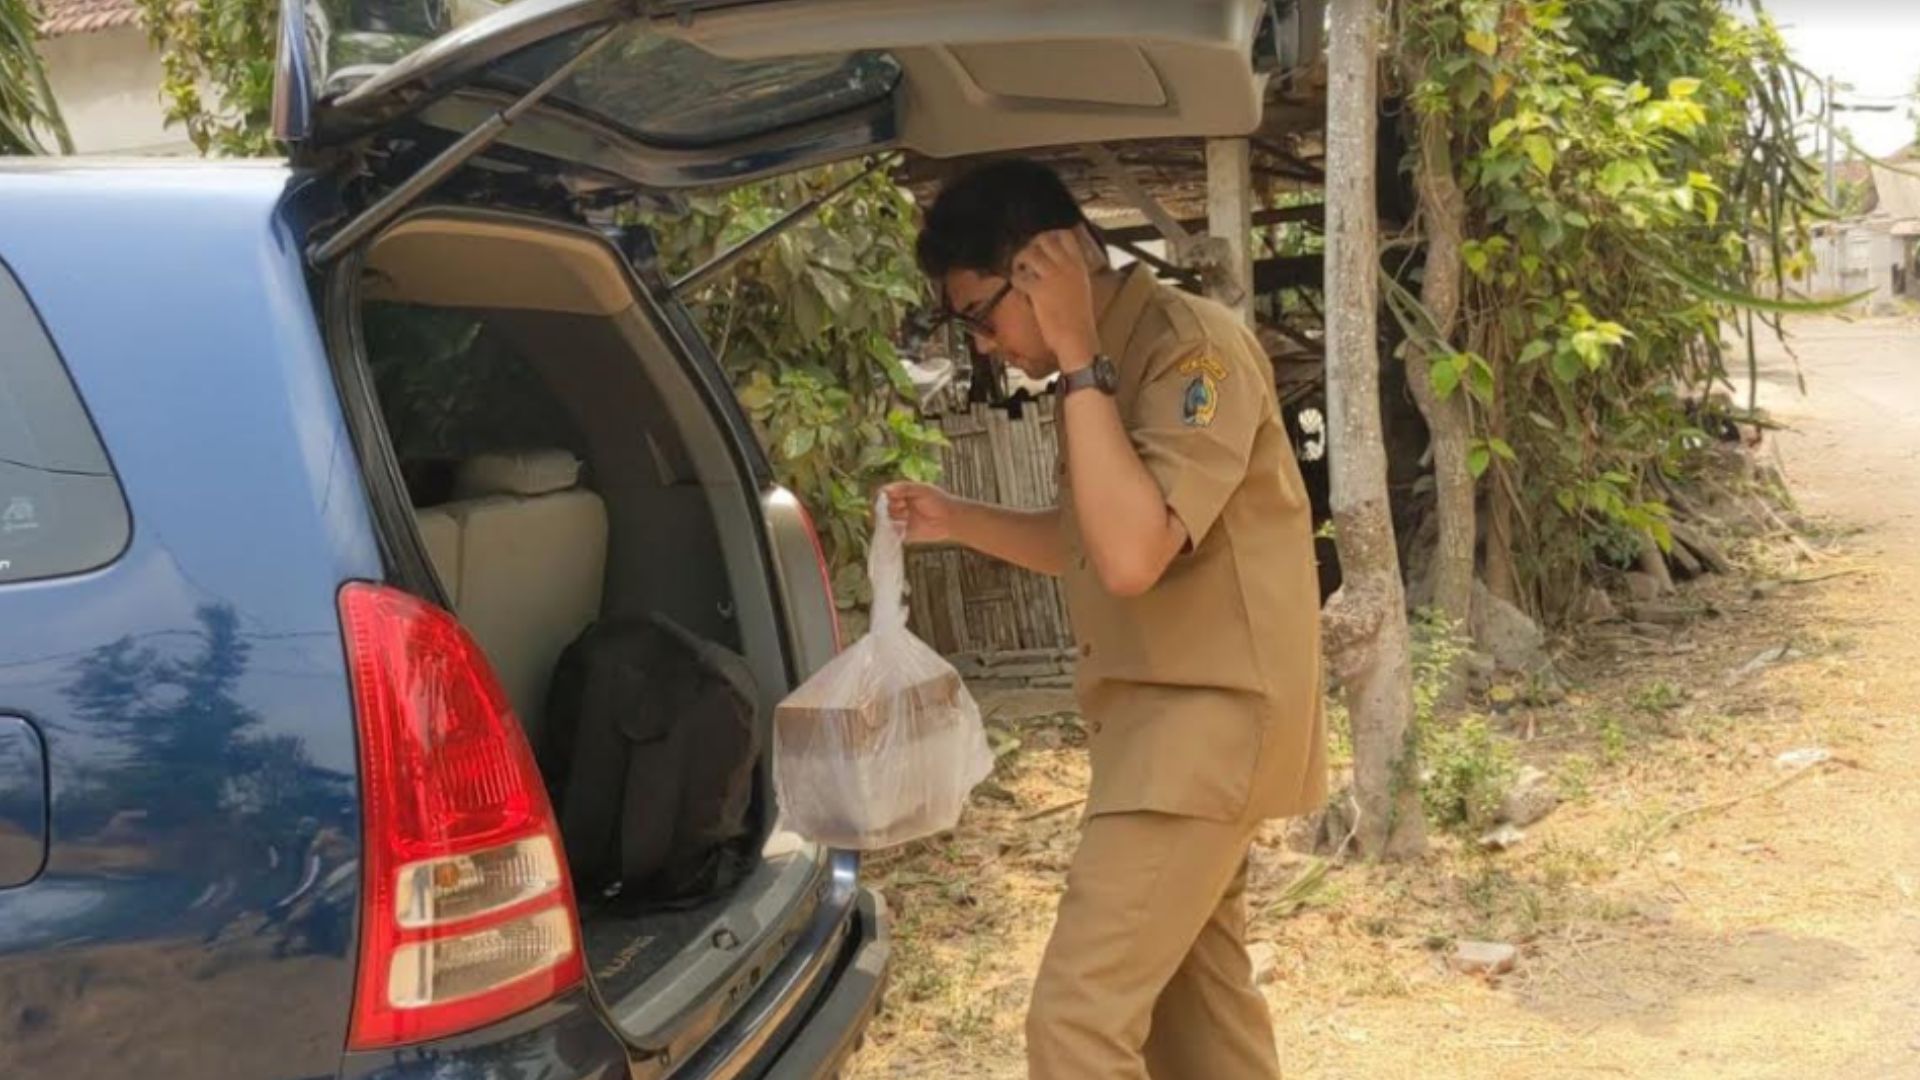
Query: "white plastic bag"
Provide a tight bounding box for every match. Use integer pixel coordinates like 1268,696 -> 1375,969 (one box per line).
772,495 -> 995,849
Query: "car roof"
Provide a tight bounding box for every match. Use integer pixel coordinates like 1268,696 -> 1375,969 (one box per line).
0,159 -> 299,235
0,157 -> 294,196
0,155 -> 290,175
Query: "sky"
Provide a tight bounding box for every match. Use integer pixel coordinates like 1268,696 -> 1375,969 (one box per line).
1761,0 -> 1920,156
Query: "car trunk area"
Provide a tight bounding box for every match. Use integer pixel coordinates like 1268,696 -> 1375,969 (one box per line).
341,209 -> 827,1055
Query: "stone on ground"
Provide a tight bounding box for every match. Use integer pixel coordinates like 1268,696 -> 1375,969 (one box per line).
1478,823 -> 1527,851
1471,580 -> 1549,672
1449,941 -> 1519,977
1499,765 -> 1560,827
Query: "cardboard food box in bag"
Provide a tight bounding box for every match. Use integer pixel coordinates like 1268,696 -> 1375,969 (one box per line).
769,496 -> 992,850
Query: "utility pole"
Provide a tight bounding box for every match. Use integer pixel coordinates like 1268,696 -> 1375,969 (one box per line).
1826,76 -> 1837,209
1822,76 -> 1899,212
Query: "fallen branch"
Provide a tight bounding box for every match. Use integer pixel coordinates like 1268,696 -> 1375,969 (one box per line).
1328,787 -> 1362,862
1778,567 -> 1867,586
1631,760 -> 1832,861
1667,537 -> 1705,578
1785,534 -> 1824,565
1017,796 -> 1086,823
1750,498 -> 1823,563
1637,543 -> 1676,594
1669,521 -> 1734,575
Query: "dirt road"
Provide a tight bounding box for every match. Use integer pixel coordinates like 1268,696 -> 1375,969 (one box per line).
1742,316 -> 1920,1077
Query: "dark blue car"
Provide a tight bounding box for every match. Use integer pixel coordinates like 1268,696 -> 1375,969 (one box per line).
0,2 -> 1285,1075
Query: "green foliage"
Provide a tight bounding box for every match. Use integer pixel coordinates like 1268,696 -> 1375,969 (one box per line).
1833,171 -> 1874,220
1423,714 -> 1517,834
1597,711 -> 1629,765
1410,609 -> 1516,835
1557,753 -> 1595,800
1395,0 -> 1818,615
1324,696 -> 1354,769
1631,678 -> 1683,715
134,0 -> 278,155
360,304 -> 585,463
1,0 -> 69,153
644,162 -> 945,609
1410,607 -> 1472,726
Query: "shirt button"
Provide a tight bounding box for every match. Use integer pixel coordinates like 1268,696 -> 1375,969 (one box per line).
1078,642 -> 1094,658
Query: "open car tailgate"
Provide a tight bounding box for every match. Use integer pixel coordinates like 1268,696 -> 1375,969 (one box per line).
284,0 -> 1306,192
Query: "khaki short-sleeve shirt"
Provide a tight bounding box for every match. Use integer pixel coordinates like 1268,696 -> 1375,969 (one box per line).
1059,266 -> 1327,823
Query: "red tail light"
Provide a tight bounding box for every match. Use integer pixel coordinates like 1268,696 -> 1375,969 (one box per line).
792,497 -> 845,652
338,582 -> 583,1050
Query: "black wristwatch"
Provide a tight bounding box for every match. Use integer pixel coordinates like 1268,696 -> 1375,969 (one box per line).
1056,354 -> 1119,399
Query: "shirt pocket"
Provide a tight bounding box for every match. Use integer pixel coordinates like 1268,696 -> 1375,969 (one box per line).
1080,542 -> 1264,694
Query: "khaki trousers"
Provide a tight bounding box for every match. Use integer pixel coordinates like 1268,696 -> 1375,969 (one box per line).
1025,811 -> 1282,1079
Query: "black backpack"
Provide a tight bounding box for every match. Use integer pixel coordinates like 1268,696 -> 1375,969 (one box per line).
540,615 -> 761,910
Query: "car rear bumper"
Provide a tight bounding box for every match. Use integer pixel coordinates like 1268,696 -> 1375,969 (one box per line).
338,986 -> 632,1080
755,887 -> 890,1077
674,857 -> 891,1079
340,880 -> 890,1080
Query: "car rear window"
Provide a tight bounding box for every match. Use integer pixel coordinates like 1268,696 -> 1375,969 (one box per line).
321,6 -> 900,150
0,260 -> 130,585
493,27 -> 901,149
360,303 -> 589,506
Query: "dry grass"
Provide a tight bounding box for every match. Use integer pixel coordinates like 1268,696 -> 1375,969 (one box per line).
847,514 -> 1919,1078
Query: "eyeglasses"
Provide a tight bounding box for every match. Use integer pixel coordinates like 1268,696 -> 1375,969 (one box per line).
937,278 -> 1016,339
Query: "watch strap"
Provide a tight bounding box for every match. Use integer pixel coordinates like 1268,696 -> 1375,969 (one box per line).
1057,356 -> 1117,398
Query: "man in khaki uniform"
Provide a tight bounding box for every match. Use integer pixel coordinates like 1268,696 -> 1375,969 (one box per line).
887,159 -> 1326,1079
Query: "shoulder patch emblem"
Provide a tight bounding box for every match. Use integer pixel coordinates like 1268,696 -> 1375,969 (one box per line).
1182,372 -> 1218,428
1178,351 -> 1226,428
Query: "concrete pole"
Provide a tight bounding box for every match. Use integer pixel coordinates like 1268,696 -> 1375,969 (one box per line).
1206,137 -> 1256,326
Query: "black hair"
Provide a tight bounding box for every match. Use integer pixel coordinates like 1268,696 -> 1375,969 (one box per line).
916,158 -> 1097,281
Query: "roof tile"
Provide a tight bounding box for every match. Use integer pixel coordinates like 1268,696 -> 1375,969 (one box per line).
38,0 -> 143,38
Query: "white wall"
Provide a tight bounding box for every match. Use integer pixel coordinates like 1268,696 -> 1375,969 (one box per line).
41,27 -> 194,156
1798,224 -> 1902,314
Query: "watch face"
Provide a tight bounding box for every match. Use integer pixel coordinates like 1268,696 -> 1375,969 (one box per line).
1094,357 -> 1120,392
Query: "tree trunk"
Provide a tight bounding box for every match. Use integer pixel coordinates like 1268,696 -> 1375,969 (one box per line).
1322,0 -> 1427,860
1483,357 -> 1521,607
1398,85 -> 1476,638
